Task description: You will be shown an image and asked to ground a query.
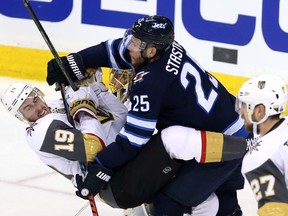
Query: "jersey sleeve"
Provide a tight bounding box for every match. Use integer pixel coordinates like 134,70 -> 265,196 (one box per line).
161,126 -> 247,163
26,117 -> 105,163
46,119 -> 106,162
199,131 -> 248,163
37,150 -> 82,180
96,91 -> 128,144
78,38 -> 133,70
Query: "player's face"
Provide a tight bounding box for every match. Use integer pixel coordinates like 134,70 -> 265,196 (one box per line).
128,36 -> 147,68
18,91 -> 51,122
238,103 -> 253,132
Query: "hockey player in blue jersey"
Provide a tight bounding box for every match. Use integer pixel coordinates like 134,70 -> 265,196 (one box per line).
47,15 -> 249,215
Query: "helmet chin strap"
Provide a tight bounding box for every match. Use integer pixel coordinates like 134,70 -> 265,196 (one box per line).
248,112 -> 269,136
252,124 -> 258,136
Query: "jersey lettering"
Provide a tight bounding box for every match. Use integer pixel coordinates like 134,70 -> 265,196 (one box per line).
55,144 -> 74,152
54,129 -> 74,143
54,130 -> 75,152
250,175 -> 276,202
165,42 -> 184,75
132,95 -> 150,112
180,62 -> 218,113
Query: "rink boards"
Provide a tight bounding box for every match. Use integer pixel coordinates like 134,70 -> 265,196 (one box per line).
0,44 -> 248,95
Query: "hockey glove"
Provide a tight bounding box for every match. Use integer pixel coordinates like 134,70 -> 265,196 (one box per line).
75,163 -> 113,200
65,86 -> 99,122
47,53 -> 87,86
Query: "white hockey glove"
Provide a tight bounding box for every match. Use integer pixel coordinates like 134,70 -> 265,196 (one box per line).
65,86 -> 99,122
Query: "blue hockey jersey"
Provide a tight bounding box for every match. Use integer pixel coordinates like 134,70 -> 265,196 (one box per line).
78,38 -> 248,168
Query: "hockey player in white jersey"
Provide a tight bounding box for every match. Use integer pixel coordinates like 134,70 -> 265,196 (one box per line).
0,75 -> 127,182
235,74 -> 288,216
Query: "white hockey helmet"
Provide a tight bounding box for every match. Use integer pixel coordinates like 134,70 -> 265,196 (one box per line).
236,74 -> 288,124
0,82 -> 45,124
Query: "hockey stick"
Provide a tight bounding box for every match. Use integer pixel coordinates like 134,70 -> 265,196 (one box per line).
22,0 -> 78,91
88,195 -> 99,216
23,1 -> 99,215
22,0 -> 76,126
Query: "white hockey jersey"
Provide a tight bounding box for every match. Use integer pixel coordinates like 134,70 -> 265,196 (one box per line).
25,90 -> 127,180
241,117 -> 288,216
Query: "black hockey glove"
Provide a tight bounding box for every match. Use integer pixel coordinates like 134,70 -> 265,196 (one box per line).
46,53 -> 87,86
75,163 -> 113,200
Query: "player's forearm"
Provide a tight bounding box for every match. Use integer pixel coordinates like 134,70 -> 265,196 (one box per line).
199,132 -> 247,163
161,125 -> 247,163
78,39 -> 123,69
77,114 -> 106,142
97,91 -> 128,124
76,114 -> 107,162
78,43 -> 110,68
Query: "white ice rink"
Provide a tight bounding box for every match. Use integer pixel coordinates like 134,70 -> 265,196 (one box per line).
0,77 -> 258,216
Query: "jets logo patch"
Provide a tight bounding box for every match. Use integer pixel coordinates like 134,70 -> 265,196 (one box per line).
133,71 -> 150,84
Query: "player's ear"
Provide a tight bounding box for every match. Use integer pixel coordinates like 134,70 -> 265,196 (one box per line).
146,46 -> 157,58
255,104 -> 266,121
260,104 -> 266,113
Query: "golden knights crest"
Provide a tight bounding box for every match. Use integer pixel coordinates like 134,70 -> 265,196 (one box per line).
258,80 -> 266,89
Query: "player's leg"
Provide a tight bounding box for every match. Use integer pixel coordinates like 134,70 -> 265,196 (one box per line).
215,161 -> 244,216
152,192 -> 219,216
215,190 -> 243,216
99,133 -> 182,208
152,193 -> 187,216
190,192 -> 219,216
160,158 -> 244,215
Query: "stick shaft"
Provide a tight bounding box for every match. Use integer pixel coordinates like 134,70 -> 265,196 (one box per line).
88,195 -> 99,216
22,0 -> 75,126
22,0 -> 78,91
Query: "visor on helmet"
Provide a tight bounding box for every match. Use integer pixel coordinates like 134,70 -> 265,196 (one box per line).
18,88 -> 46,123
123,28 -> 147,51
235,97 -> 242,114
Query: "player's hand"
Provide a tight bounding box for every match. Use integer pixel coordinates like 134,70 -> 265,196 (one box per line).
46,53 -> 87,86
75,163 -> 113,200
65,86 -> 99,122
